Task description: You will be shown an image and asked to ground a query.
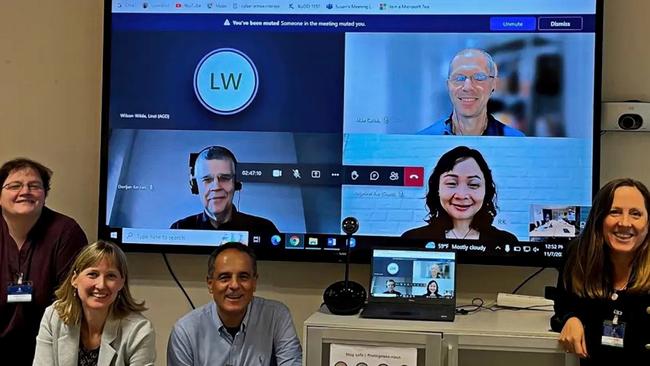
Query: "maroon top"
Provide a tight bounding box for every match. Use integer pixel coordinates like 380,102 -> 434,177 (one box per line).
0,207 -> 87,366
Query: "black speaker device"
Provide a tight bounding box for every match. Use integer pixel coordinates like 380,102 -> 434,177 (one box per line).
323,217 -> 367,315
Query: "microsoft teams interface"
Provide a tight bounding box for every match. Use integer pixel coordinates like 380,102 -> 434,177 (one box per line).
103,0 -> 599,262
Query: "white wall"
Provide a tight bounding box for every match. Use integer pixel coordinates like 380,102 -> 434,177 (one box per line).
2,1 -> 650,364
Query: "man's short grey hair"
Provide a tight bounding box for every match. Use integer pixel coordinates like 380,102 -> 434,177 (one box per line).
448,48 -> 498,78
196,146 -> 236,175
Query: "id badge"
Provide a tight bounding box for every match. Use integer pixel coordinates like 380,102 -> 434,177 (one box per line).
601,320 -> 625,348
7,282 -> 33,303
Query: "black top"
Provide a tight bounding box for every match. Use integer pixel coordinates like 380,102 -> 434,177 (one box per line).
78,346 -> 99,366
401,223 -> 518,244
552,245 -> 650,364
170,207 -> 279,235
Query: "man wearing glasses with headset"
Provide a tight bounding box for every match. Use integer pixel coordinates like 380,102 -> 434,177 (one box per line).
419,48 -> 525,136
171,146 -> 279,236
0,158 -> 87,365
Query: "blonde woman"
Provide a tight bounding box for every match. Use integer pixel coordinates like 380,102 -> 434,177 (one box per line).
33,241 -> 155,366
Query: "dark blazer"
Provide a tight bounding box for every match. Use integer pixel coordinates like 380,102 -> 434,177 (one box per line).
33,305 -> 155,366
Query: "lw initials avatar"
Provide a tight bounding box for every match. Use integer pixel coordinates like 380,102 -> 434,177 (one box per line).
194,48 -> 259,115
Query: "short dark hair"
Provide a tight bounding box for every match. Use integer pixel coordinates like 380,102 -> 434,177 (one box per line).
425,146 -> 498,232
0,158 -> 53,196
207,242 -> 257,278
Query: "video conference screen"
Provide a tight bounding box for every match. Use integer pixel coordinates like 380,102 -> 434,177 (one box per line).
100,0 -> 602,265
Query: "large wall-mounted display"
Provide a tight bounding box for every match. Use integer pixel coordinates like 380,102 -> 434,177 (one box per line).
100,0 -> 602,266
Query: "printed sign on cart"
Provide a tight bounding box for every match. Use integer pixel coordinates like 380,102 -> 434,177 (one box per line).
329,343 -> 417,366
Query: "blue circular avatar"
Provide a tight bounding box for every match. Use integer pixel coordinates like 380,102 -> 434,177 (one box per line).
194,48 -> 259,115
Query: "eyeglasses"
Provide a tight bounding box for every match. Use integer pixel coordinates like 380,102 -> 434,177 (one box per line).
2,182 -> 45,192
448,72 -> 495,86
199,174 -> 235,185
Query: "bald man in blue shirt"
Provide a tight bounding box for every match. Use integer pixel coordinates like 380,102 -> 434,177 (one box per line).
419,48 -> 524,137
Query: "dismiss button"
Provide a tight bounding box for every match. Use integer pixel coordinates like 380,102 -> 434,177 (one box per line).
538,17 -> 583,31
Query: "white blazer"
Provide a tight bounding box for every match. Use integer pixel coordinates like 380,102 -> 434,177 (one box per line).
33,305 -> 156,366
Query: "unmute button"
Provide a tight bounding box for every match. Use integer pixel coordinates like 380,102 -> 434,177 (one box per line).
490,17 -> 536,31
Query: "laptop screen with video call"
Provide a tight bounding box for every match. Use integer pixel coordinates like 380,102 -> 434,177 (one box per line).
369,249 -> 456,303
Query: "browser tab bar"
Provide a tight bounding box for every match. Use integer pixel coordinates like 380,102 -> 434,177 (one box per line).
113,0 -> 597,14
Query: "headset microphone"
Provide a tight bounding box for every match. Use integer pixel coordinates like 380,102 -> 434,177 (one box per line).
189,146 -> 242,194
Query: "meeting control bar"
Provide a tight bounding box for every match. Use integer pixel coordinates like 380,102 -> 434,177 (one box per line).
237,163 -> 425,187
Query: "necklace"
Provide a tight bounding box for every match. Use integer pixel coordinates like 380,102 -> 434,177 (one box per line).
611,279 -> 629,300
449,228 -> 472,239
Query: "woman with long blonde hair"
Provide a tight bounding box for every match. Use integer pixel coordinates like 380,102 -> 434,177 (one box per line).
33,241 -> 154,365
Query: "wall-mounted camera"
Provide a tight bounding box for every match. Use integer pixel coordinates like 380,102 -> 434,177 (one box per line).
601,101 -> 650,131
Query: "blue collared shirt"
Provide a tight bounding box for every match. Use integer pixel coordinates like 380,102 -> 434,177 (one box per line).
167,297 -> 302,366
418,114 -> 525,136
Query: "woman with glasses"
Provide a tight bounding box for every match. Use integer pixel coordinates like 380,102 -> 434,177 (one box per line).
33,240 -> 155,365
0,158 -> 87,365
